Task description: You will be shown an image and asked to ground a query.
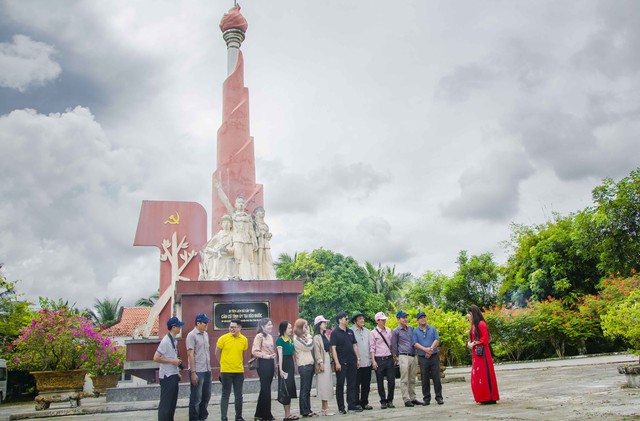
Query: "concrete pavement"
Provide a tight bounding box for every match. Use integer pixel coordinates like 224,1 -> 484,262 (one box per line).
2,353 -> 638,421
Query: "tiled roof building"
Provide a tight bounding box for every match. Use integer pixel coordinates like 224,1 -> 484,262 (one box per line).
104,307 -> 159,338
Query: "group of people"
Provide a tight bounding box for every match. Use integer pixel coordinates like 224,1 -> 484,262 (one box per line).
153,304 -> 500,421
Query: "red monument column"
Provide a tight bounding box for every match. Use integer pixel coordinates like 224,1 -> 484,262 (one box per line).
213,4 -> 264,235
124,4 -> 302,382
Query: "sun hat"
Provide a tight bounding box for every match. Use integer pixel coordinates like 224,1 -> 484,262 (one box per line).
374,312 -> 388,321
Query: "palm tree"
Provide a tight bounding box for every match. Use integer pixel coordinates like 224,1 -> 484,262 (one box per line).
274,252 -> 298,270
136,290 -> 159,307
366,262 -> 412,307
88,297 -> 122,328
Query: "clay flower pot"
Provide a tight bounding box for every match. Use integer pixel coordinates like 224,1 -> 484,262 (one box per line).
91,373 -> 120,396
31,369 -> 86,410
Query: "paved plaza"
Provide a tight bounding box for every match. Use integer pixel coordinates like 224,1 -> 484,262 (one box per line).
2,354 -> 638,421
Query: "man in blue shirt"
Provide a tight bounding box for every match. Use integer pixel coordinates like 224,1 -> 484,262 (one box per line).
412,311 -> 443,405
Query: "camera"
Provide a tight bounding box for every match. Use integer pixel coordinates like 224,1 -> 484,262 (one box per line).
179,363 -> 185,370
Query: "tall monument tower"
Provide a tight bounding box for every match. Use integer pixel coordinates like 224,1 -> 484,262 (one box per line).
213,5 -> 264,235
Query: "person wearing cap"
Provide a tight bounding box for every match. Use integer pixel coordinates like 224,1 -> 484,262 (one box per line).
186,312 -> 212,420
392,310 -> 422,407
312,315 -> 335,416
412,311 -> 443,405
154,316 -> 185,421
330,311 -> 363,414
369,312 -> 396,409
350,311 -> 373,410
215,318 -> 249,421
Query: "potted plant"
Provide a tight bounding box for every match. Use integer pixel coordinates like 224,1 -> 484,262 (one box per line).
601,289 -> 640,388
8,307 -> 98,409
85,335 -> 125,396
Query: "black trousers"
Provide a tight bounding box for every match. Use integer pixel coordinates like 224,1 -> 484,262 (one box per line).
335,360 -> 358,411
418,354 -> 442,402
220,372 -> 244,420
375,356 -> 395,404
355,366 -> 372,407
158,374 -> 180,421
255,358 -> 274,420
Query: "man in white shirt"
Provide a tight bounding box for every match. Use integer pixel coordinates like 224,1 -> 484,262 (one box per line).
350,311 -> 373,410
154,316 -> 185,421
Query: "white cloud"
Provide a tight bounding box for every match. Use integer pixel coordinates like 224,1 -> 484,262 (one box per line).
0,35 -> 61,91
0,106 -> 147,307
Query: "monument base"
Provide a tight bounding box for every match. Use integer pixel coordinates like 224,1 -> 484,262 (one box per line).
125,280 -> 303,381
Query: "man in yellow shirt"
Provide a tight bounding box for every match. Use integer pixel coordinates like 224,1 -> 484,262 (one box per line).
215,318 -> 248,421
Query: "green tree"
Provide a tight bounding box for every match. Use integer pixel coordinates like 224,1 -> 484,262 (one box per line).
0,275 -> 34,348
276,252 -> 324,282
601,289 -> 640,354
501,214 -> 600,305
530,297 -> 599,358
88,297 -> 122,328
484,305 -> 537,361
404,270 -> 451,309
284,249 -> 387,325
365,262 -> 411,307
443,251 -> 500,313
575,168 -> 640,276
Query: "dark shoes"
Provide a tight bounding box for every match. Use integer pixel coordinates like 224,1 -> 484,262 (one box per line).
404,401 -> 415,407
338,409 -> 347,415
411,400 -> 423,406
348,406 -> 363,412
363,405 -> 373,410
380,402 -> 388,409
386,402 -> 395,408
436,398 -> 444,405
423,400 -> 430,406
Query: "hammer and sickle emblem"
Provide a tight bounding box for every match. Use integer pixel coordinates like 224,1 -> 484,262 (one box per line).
164,211 -> 180,225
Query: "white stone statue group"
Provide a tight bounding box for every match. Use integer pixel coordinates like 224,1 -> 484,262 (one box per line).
198,180 -> 276,281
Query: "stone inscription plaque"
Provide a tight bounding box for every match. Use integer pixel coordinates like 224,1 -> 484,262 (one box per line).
213,301 -> 270,330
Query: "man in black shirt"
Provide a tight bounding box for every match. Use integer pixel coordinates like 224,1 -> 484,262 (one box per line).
330,311 -> 363,414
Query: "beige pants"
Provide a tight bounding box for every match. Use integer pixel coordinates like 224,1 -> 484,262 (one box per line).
398,354 -> 418,402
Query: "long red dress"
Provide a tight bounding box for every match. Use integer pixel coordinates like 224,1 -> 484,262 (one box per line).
470,321 -> 500,403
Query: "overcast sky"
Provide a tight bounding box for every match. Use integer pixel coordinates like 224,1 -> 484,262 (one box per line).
1,1 -> 639,310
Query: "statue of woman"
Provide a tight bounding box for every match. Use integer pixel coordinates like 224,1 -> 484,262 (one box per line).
199,215 -> 237,280
253,207 -> 276,280
215,179 -> 258,280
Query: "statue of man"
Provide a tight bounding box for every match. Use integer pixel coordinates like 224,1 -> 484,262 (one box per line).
199,215 -> 237,280
215,179 -> 258,280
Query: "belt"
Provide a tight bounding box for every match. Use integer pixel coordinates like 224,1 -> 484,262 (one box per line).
419,353 -> 438,358
375,355 -> 392,360
398,353 -> 415,357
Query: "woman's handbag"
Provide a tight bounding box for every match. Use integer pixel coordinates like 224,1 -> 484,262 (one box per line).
277,376 -> 290,404
248,356 -> 258,370
475,346 -> 484,357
